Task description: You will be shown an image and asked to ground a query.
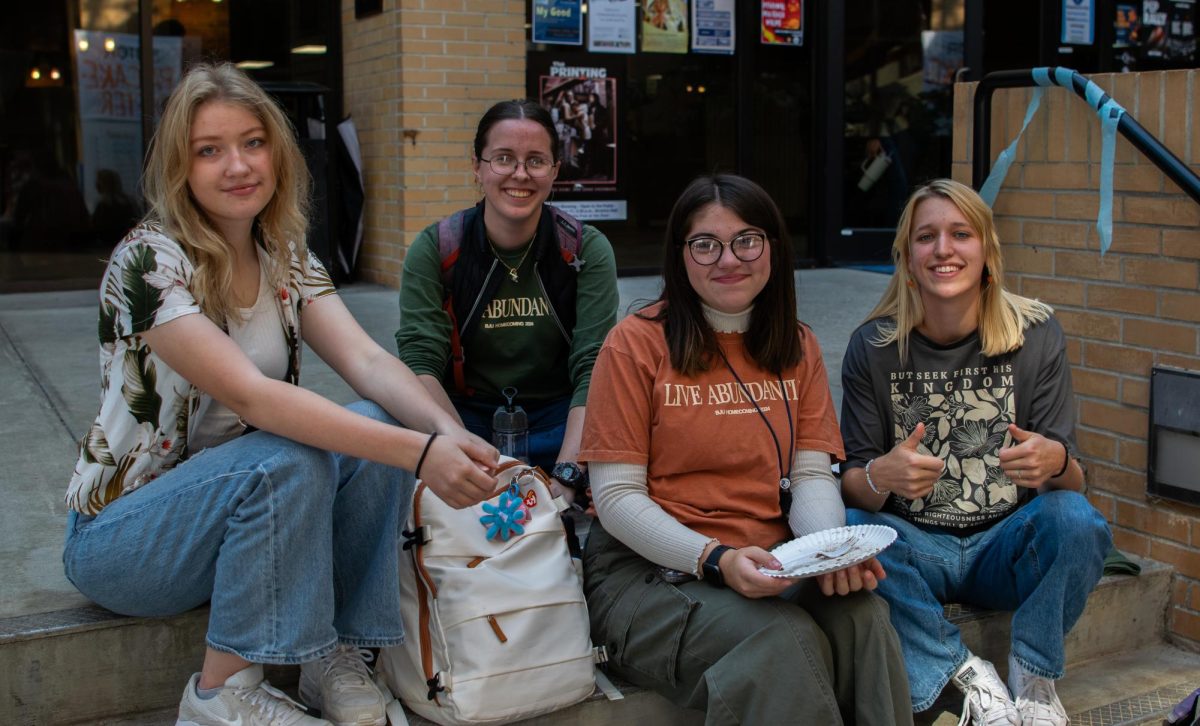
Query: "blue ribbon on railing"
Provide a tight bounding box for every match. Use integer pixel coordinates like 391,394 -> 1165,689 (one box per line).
978,67 -> 1126,254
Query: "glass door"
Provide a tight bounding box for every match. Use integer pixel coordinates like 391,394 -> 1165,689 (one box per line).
1,1 -> 134,292
837,0 -> 964,264
1,0 -> 341,293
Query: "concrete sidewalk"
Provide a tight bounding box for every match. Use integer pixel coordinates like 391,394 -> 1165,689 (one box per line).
0,268 -> 888,622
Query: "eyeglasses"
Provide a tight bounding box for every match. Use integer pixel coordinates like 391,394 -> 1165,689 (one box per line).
478,153 -> 557,178
684,232 -> 767,265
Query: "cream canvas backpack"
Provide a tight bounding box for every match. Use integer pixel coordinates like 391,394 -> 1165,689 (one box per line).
377,458 -> 598,725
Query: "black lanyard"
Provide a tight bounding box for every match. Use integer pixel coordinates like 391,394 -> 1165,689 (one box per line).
714,345 -> 796,515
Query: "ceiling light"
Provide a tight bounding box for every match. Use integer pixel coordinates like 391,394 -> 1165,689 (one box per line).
235,60 -> 275,69
291,44 -> 327,55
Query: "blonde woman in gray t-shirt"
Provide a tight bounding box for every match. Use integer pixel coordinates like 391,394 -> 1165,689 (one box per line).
840,178 -> 1112,726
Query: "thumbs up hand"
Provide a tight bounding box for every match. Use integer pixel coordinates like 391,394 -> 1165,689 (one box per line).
899,423 -> 927,451
999,423 -> 1068,489
867,422 -> 946,500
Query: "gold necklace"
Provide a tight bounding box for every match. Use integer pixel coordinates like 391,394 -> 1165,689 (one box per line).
488,234 -> 535,283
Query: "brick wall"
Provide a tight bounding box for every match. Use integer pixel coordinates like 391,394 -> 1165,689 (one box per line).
341,0 -> 526,287
953,70 -> 1200,649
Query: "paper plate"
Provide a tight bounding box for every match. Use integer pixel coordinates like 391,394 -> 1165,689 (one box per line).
758,524 -> 897,579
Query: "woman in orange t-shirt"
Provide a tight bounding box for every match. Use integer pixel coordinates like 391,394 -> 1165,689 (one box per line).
579,174 -> 911,724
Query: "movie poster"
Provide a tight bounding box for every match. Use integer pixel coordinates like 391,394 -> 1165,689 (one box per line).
533,0 -> 584,46
762,0 -> 804,46
1115,3 -> 1139,45
539,61 -> 618,192
641,0 -> 688,53
1137,0 -> 1196,61
693,0 -> 735,53
588,0 -> 637,53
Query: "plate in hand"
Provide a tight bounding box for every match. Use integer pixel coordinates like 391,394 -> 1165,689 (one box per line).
758,524 -> 897,579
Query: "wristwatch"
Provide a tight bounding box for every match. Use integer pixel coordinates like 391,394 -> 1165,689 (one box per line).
550,461 -> 589,499
702,545 -> 734,588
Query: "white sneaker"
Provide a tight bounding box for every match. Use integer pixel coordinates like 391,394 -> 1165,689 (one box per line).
177,664 -> 330,726
1008,654 -> 1069,726
299,645 -> 388,726
951,654 -> 1020,726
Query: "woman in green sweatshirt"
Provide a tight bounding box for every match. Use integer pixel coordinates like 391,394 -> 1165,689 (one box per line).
395,98 -> 619,501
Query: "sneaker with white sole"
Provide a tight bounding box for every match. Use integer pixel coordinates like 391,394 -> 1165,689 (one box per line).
177,663 -> 330,726
951,654 -> 1021,726
299,645 -> 388,726
1008,654 -> 1069,726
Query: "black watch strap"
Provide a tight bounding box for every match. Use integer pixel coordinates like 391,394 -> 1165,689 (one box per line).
551,462 -> 588,497
702,545 -> 734,588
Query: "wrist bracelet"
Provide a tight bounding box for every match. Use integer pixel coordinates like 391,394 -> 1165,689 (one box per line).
864,458 -> 886,495
415,432 -> 439,480
1051,441 -> 1071,478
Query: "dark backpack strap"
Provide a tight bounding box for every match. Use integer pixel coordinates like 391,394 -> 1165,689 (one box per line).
436,209 -> 473,396
546,205 -> 585,271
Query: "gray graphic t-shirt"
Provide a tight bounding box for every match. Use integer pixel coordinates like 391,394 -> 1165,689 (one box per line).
840,316 -> 1076,535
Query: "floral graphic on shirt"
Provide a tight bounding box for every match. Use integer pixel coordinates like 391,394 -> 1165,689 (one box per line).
895,394 -> 935,432
890,378 -> 1016,527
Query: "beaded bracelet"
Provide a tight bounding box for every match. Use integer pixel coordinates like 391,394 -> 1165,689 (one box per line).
864,458 -> 886,495
415,432 -> 439,480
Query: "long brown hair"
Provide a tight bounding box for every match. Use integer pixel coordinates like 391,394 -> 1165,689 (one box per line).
141,62 -> 310,323
644,173 -> 801,376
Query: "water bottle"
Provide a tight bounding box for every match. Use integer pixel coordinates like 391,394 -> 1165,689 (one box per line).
492,386 -> 529,462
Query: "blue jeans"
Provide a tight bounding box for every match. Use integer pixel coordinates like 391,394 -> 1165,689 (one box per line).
454,395 -> 570,473
63,400 -> 414,665
847,491 -> 1111,712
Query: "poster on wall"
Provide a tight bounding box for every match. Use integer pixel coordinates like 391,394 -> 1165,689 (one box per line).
588,0 -> 637,53
1136,0 -> 1196,62
1062,0 -> 1096,44
641,0 -> 688,53
693,0 -> 735,54
552,200 -> 628,221
761,0 -> 804,46
533,0 -> 584,46
538,61 -> 618,193
1115,3 -> 1139,46
72,30 -> 181,211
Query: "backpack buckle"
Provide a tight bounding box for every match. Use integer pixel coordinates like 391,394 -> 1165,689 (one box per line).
426,673 -> 446,700
402,525 -> 431,550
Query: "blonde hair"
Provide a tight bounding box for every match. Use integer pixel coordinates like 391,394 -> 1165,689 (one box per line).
141,62 -> 310,323
866,178 -> 1052,361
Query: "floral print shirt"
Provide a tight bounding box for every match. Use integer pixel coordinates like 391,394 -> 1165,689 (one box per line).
66,223 -> 336,514
839,316 -> 1076,535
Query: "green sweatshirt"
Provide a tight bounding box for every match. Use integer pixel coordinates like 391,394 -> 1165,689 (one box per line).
396,219 -> 619,407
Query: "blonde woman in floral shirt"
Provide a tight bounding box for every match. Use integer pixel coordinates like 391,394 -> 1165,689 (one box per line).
63,63 -> 499,726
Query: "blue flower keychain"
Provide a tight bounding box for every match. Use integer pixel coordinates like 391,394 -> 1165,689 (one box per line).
479,483 -> 528,541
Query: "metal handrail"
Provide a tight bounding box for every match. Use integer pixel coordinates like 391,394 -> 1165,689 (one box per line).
971,68 -> 1200,206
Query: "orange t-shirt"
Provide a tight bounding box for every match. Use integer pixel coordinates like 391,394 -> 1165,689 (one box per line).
580,305 -> 845,549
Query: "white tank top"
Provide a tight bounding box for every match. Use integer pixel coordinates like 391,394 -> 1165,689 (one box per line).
189,267 -> 289,452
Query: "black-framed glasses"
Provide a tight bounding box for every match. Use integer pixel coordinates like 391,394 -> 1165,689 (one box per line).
478,153 -> 557,178
684,232 -> 768,265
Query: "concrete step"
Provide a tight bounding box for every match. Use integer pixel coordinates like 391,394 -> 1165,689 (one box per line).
87,644 -> 1200,726
950,555 -> 1171,669
4,556 -> 1172,725
918,643 -> 1200,726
